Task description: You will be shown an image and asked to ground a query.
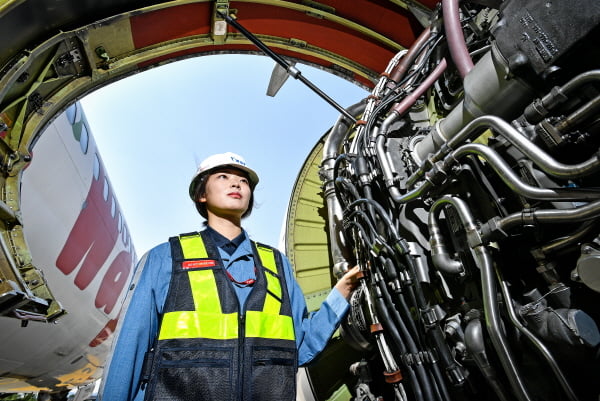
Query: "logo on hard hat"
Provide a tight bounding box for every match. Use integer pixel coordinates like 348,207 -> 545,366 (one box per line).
230,156 -> 246,166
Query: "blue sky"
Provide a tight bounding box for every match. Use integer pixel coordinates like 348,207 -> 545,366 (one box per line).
80,54 -> 367,256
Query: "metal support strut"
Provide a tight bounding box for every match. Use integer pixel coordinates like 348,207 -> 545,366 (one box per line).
216,10 -> 358,123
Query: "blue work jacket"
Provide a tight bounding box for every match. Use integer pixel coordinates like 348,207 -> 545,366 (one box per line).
100,229 -> 349,401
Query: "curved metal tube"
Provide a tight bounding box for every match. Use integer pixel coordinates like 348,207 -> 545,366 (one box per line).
524,69 -> 600,123
449,143 -> 600,201
442,0 -> 474,78
539,221 -> 596,255
428,206 -> 465,274
407,114 -> 600,188
431,196 -> 533,401
492,199 -> 600,234
322,101 -> 367,276
496,270 -> 580,401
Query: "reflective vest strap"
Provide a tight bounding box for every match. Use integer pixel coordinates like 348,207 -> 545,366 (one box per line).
179,234 -> 208,259
255,244 -> 283,314
158,311 -> 238,340
245,310 -> 295,340
189,270 -> 221,313
255,244 -> 276,273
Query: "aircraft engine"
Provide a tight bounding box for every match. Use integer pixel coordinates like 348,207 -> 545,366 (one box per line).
315,0 -> 600,399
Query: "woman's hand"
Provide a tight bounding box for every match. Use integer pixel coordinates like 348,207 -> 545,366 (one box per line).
334,265 -> 361,300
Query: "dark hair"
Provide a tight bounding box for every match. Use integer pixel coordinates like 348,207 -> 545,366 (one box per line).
192,169 -> 255,219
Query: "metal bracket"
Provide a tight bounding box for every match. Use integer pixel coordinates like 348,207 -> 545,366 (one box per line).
211,0 -> 230,44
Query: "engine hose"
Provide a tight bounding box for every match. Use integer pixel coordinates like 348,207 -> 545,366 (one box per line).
346,210 -> 379,245
374,278 -> 427,401
345,221 -> 374,251
429,359 -> 452,401
390,27 -> 432,83
442,0 -> 474,78
394,285 -> 424,349
347,198 -> 401,242
396,242 -> 467,388
376,266 -> 448,401
376,264 -> 423,355
333,153 -> 354,187
335,176 -> 362,209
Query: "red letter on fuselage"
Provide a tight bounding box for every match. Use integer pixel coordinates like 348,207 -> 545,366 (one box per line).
56,162 -> 119,290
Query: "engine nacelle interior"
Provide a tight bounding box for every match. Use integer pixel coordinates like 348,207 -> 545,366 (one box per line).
309,0 -> 600,399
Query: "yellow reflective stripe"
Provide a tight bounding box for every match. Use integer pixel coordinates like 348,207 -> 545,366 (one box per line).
189,270 -> 220,313
256,245 -> 276,273
180,234 -> 208,258
246,310 -> 295,340
256,245 -> 283,314
158,311 -> 238,340
264,273 -> 282,315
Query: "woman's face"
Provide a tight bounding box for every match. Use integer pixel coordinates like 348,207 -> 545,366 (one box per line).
199,168 -> 252,219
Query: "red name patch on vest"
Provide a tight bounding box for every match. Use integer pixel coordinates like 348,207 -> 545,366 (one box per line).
182,260 -> 217,269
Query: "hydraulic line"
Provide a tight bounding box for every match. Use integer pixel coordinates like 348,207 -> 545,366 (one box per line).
322,102 -> 367,277
485,198 -> 600,236
374,270 -> 427,401
538,221 -> 596,256
447,143 -> 600,201
406,114 -> 600,189
216,10 -> 357,123
495,268 -> 580,401
393,239 -> 466,388
430,196 -> 533,401
554,93 -> 600,133
376,265 -> 449,401
524,69 -> 600,124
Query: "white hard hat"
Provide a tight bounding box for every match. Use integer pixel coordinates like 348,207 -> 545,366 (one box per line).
189,152 -> 259,199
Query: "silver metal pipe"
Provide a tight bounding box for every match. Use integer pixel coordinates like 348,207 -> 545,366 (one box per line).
493,199 -> 600,234
431,196 -> 533,401
449,143 -> 600,201
496,270 -> 580,401
428,205 -> 465,274
407,114 -> 600,188
524,69 -> 600,123
322,101 -> 367,277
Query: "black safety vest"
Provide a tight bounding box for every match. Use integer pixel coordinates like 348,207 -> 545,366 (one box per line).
143,231 -> 297,401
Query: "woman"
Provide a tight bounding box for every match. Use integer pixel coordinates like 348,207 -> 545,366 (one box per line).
100,152 -> 359,401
